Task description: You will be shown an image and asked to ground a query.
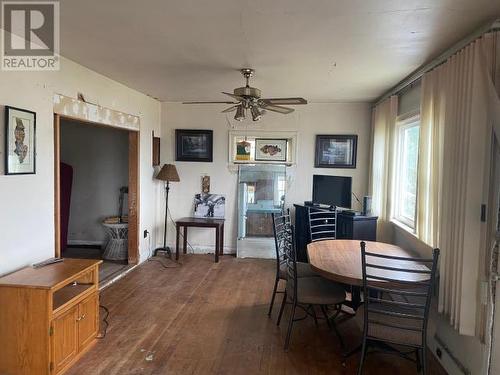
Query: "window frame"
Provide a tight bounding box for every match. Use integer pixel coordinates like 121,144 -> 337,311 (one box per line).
392,112 -> 420,231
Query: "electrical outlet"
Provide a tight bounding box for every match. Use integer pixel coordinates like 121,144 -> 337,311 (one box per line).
143,230 -> 149,238
436,347 -> 442,359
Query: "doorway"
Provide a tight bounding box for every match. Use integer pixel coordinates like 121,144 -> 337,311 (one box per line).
53,114 -> 140,283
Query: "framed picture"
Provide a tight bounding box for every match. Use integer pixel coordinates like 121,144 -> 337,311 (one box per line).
254,138 -> 287,162
5,106 -> 36,175
152,135 -> 160,166
194,193 -> 225,218
235,140 -> 251,161
314,134 -> 357,168
175,129 -> 213,162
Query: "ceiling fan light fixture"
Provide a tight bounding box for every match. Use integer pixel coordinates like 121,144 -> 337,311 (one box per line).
250,105 -> 263,121
234,105 -> 245,121
183,69 -> 307,120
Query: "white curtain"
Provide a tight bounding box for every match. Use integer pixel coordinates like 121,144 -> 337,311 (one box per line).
419,32 -> 499,335
369,96 -> 398,243
416,71 -> 444,247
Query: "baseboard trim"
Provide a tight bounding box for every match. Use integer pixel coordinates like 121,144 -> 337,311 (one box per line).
67,240 -> 104,247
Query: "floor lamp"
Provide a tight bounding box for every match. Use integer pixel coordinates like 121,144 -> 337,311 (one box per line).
154,164 -> 180,257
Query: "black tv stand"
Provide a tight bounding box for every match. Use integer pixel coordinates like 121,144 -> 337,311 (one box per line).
293,203 -> 378,263
304,201 -> 320,207
305,201 -> 337,211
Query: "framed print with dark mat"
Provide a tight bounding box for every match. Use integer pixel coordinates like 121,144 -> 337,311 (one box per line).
175,129 -> 213,162
5,106 -> 36,175
314,134 -> 357,168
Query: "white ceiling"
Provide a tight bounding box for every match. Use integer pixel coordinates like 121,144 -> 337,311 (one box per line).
60,0 -> 500,103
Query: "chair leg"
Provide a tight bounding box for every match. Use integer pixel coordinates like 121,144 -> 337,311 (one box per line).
320,305 -> 332,329
310,305 -> 318,327
421,348 -> 427,375
268,277 -> 279,317
357,338 -> 367,375
284,303 -> 297,351
277,290 -> 287,326
416,349 -> 422,373
328,305 -> 345,351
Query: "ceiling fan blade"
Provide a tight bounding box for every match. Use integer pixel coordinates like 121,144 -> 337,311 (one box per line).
260,104 -> 295,114
260,97 -> 307,105
221,105 -> 239,113
222,92 -> 245,101
183,101 -> 239,104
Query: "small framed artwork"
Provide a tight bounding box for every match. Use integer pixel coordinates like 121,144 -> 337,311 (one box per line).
235,140 -> 251,161
175,129 -> 213,162
201,175 -> 210,193
5,106 -> 36,175
194,193 -> 225,218
314,134 -> 357,168
255,138 -> 287,162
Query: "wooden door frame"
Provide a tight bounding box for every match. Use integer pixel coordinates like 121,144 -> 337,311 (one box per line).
53,114 -> 140,264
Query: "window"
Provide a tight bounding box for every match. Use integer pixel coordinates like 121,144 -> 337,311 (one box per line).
393,116 -> 420,229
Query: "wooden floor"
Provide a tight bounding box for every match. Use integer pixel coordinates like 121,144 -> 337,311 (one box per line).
68,255 -> 447,375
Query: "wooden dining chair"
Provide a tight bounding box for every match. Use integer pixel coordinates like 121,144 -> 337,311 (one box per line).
357,242 -> 440,375
308,207 -> 337,242
277,225 -> 346,351
268,210 -> 318,318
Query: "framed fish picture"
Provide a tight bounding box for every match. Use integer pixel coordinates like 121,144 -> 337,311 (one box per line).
254,138 -> 287,162
5,106 -> 36,175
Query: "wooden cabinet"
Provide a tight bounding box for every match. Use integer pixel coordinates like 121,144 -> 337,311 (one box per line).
0,259 -> 102,375
246,212 -> 274,237
336,212 -> 378,241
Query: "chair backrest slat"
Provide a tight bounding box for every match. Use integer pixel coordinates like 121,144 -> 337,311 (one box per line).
272,210 -> 292,267
272,211 -> 299,299
367,297 -> 426,310
365,263 -> 432,274
308,208 -> 337,242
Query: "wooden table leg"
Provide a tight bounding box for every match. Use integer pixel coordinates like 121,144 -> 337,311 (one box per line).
219,223 -> 224,256
176,224 -> 180,261
183,226 -> 188,254
215,226 -> 219,263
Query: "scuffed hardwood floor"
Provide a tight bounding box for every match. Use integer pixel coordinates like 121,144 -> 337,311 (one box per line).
68,255 -> 447,375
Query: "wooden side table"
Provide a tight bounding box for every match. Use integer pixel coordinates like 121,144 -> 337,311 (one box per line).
175,217 -> 225,262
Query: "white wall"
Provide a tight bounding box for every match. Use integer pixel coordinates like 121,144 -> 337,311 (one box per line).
161,102 -> 372,253
0,56 -> 162,276
60,119 -> 129,245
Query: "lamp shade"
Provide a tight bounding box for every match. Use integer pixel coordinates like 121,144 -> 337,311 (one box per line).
156,164 -> 180,182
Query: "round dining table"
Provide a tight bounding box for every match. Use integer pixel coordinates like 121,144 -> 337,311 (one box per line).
307,239 -> 427,285
307,239 -> 428,309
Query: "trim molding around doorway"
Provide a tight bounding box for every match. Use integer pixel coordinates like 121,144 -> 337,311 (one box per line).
53,114 -> 140,264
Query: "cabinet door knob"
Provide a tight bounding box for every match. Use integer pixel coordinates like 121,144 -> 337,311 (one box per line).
76,314 -> 86,322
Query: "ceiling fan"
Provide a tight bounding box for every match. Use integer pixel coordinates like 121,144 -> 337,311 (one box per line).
182,68 -> 307,121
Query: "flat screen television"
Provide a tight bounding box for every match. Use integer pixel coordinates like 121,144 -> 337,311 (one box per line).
312,175 -> 352,208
